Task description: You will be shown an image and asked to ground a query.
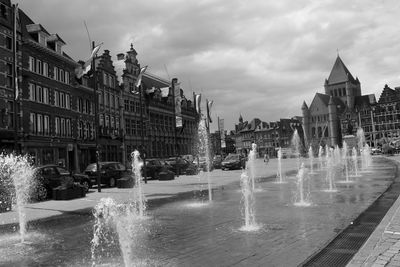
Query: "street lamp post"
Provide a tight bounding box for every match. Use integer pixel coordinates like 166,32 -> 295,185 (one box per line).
138,83 -> 147,184
92,41 -> 101,192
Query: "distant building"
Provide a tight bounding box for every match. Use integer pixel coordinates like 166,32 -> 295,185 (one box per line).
302,55 -> 375,149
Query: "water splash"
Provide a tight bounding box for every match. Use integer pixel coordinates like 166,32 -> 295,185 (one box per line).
308,146 -> 315,175
294,163 -> 312,207
197,118 -> 212,202
276,148 -> 286,183
0,153 -> 35,243
323,148 -> 338,193
131,150 -> 146,218
246,143 -> 257,191
91,197 -> 142,267
318,145 -> 324,170
239,171 -> 259,231
351,147 -> 360,177
339,141 -> 353,183
291,129 -> 301,170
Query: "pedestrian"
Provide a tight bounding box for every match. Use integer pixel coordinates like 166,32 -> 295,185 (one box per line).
264,154 -> 269,164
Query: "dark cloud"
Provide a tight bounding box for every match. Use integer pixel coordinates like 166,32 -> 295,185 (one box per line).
18,0 -> 400,131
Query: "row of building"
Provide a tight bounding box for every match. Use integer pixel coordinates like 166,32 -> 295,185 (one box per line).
230,54 -> 400,157
0,0 -> 201,172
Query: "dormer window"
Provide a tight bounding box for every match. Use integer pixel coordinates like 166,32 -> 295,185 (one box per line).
39,33 -> 47,46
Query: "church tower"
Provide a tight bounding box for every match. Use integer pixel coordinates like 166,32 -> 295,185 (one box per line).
324,55 -> 361,110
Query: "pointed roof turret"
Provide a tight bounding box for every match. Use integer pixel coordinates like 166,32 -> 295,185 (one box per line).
301,101 -> 309,110
327,55 -> 356,85
239,114 -> 243,123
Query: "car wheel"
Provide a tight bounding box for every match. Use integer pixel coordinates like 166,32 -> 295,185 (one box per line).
82,181 -> 90,193
109,178 -> 116,187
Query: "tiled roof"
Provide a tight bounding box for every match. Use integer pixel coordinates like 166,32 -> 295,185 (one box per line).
327,56 -> 356,85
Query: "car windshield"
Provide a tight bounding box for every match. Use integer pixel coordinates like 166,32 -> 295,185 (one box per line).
224,155 -> 239,161
57,167 -> 70,175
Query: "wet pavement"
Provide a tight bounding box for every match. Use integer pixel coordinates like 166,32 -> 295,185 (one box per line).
0,156 -> 397,266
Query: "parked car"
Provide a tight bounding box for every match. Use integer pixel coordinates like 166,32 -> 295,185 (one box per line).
145,159 -> 167,180
371,147 -> 382,155
212,155 -> 223,169
34,164 -> 91,200
221,154 -> 246,170
193,156 -> 214,171
84,162 -> 127,188
164,157 -> 199,175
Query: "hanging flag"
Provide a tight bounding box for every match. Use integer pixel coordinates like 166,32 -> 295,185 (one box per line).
160,87 -> 169,97
195,93 -> 201,114
134,65 -> 148,88
75,42 -> 103,79
116,53 -> 125,61
145,87 -> 155,94
206,99 -> 213,123
13,4 -> 19,100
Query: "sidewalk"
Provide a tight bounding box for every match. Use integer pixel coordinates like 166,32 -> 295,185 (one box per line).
0,158 -> 295,228
348,155 -> 400,267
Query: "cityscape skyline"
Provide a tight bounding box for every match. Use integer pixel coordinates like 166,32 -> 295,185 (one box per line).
18,0 -> 400,131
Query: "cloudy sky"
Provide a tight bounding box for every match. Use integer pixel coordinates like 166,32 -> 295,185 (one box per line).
18,0 -> 400,132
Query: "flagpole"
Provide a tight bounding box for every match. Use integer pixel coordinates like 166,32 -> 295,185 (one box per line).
92,41 -> 101,192
13,4 -> 18,152
139,83 -> 147,184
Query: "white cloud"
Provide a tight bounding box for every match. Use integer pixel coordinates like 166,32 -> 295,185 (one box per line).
18,0 -> 400,131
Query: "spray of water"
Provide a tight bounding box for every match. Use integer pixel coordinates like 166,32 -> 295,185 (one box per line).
351,147 -> 360,177
0,153 -> 35,243
276,148 -> 285,183
294,163 -> 312,207
130,150 -> 146,218
318,145 -> 324,170
91,198 -> 140,267
323,148 -> 338,193
308,146 -> 315,174
197,119 -> 212,202
291,129 -> 301,170
239,171 -> 259,231
246,143 -> 257,191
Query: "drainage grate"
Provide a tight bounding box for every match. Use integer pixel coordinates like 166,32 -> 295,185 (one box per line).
301,162 -> 400,267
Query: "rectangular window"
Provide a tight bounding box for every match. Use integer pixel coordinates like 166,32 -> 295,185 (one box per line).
55,117 -> 60,135
65,94 -> 70,109
111,95 -> 114,108
60,118 -> 65,137
60,69 -> 65,83
54,66 -> 58,80
37,114 -> 43,134
54,91 -> 59,106
43,87 -> 49,104
36,59 -> 42,75
43,62 -> 48,77
65,71 -> 69,84
29,83 -> 35,101
30,113 -> 36,133
66,119 -> 71,137
36,86 -> 43,103
99,114 -> 104,126
29,56 -> 36,72
44,115 -> 49,135
85,100 -> 90,114
60,92 -> 65,108
111,116 -> 115,129
105,115 -> 110,128
105,92 -> 109,106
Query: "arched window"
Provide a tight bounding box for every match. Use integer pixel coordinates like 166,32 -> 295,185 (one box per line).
311,127 -> 316,138
324,127 -> 329,137
318,127 -> 322,137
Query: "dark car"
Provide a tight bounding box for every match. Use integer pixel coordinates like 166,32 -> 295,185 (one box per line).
145,159 -> 167,180
221,154 -> 246,170
193,156 -> 214,171
164,157 -> 199,175
212,155 -> 223,169
34,165 -> 91,200
84,162 -> 127,188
